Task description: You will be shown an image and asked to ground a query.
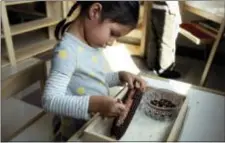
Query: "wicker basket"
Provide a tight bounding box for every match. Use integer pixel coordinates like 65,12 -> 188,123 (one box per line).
142,89 -> 184,121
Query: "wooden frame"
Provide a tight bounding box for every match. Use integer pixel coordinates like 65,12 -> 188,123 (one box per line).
1,1 -> 16,66
1,61 -> 47,141
1,1 -> 61,68
115,1 -> 152,57
69,86 -> 188,142
139,1 -> 152,57
181,2 -> 225,86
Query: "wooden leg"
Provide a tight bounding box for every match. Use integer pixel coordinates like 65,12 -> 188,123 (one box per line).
1,1 -> 16,66
200,20 -> 225,86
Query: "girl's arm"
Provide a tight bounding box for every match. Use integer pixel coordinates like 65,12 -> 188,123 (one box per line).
42,42 -> 90,120
42,71 -> 90,119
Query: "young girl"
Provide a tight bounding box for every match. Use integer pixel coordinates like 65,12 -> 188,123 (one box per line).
42,1 -> 146,141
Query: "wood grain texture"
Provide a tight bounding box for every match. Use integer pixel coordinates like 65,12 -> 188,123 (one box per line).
1,1 -> 16,66
167,99 -> 189,141
5,0 -> 34,6
11,18 -> 59,36
139,1 -> 152,57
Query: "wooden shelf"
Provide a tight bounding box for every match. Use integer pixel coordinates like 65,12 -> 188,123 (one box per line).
1,18 -> 59,38
1,39 -> 56,68
15,39 -> 57,63
11,18 -> 59,36
6,1 -> 35,6
180,23 -> 215,45
117,29 -> 142,45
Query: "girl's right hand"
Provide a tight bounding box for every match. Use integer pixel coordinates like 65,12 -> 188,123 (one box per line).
89,96 -> 126,117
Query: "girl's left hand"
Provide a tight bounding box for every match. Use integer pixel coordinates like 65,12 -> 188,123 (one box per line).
119,71 -> 147,92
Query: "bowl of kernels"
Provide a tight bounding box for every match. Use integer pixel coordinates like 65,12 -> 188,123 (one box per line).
142,89 -> 184,120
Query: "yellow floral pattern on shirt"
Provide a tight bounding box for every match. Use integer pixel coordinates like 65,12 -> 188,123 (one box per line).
78,46 -> 83,53
58,50 -> 67,59
92,56 -> 98,63
76,87 -> 85,95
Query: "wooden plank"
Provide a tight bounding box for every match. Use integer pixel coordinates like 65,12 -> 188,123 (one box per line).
167,99 -> 189,141
179,26 -> 214,45
5,0 -> 35,6
46,1 -> 62,39
83,131 -> 115,142
15,39 -> 57,63
1,1 -> 16,66
194,24 -> 217,39
200,19 -> 225,86
10,17 -> 59,36
185,4 -> 223,24
1,98 -> 44,141
11,114 -> 54,142
140,1 -> 152,57
62,1 -> 68,18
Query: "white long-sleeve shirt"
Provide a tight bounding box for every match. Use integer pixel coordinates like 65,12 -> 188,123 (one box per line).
42,33 -> 121,120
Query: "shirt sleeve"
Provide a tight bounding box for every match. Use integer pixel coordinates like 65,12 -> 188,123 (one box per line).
105,72 -> 122,87
42,42 -> 90,120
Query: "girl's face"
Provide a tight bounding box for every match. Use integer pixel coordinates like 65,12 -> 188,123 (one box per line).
83,3 -> 133,48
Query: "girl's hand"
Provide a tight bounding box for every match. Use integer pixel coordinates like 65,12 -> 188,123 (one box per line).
89,96 -> 126,117
119,71 -> 147,92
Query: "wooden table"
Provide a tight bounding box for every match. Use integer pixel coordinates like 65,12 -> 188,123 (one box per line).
68,75 -> 225,142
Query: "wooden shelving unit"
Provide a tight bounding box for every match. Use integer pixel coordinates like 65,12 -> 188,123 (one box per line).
5,0 -> 35,6
179,1 -> 225,86
1,1 -> 62,68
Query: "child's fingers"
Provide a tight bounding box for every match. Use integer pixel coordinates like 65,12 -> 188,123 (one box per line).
135,77 -> 147,92
114,103 -> 126,114
127,78 -> 134,89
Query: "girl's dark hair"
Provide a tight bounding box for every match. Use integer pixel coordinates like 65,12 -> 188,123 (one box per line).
55,1 -> 140,40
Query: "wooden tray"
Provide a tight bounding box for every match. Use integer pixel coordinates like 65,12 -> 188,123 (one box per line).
81,87 -> 188,142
